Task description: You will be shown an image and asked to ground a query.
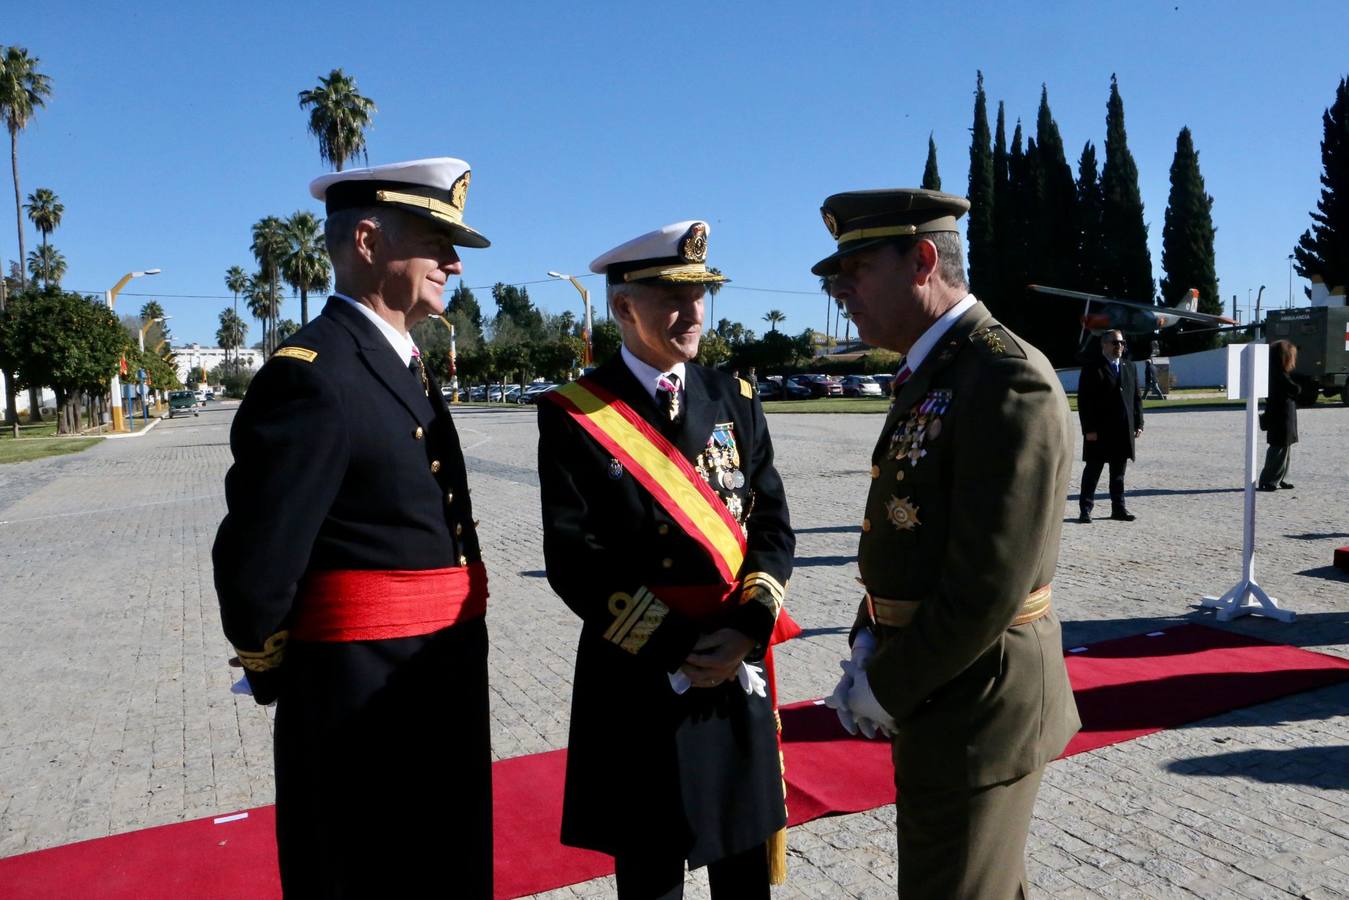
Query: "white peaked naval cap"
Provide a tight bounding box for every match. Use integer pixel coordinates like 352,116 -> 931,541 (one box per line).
589,220 -> 729,285
308,157 -> 490,248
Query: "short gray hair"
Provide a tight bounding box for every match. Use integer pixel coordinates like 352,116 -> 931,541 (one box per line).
928,232 -> 967,290
324,206 -> 406,262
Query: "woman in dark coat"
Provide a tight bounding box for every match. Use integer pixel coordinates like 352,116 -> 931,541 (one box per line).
1259,340 -> 1299,491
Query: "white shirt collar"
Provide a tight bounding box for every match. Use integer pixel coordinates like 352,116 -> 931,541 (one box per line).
621,345 -> 687,402
903,293 -> 977,374
332,292 -> 418,366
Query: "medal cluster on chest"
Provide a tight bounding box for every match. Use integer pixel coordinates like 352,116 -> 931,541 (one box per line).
695,422 -> 750,526
888,389 -> 952,467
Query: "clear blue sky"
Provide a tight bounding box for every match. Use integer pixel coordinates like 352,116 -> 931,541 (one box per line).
7,0 -> 1346,347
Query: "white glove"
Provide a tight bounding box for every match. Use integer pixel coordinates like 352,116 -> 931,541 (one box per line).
846,665 -> 896,739
738,662 -> 767,698
669,662 -> 766,697
824,631 -> 878,735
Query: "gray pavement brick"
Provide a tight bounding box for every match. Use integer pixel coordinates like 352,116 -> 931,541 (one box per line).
0,400 -> 1346,899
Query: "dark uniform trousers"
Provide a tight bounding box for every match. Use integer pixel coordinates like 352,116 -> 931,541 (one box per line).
537,358 -> 795,899
853,302 -> 1080,900
1079,456 -> 1127,515
214,298 -> 492,898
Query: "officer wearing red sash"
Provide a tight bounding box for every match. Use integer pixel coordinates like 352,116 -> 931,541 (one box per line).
537,221 -> 795,899
213,157 -> 493,897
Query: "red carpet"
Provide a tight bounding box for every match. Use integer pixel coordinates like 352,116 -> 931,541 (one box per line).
2,624 -> 1347,899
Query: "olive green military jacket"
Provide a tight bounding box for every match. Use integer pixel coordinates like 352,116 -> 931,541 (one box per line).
855,300 -> 1081,790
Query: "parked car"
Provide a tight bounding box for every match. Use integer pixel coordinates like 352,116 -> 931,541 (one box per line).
757,378 -> 810,401
193,388 -> 207,406
486,384 -> 523,402
168,390 -> 199,419
789,374 -> 843,398
518,383 -> 558,404
839,374 -> 883,397
872,373 -> 896,396
467,385 -> 488,402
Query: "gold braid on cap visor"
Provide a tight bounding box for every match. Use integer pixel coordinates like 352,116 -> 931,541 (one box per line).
622,263 -> 727,283
375,189 -> 464,225
833,224 -> 918,244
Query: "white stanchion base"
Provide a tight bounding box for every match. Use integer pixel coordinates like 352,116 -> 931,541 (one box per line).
1201,580 -> 1295,623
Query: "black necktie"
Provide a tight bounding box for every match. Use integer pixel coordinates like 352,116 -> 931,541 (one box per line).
657,373 -> 681,422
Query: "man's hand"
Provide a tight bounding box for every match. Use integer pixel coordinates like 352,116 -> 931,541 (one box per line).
680,628 -> 754,688
1135,428 -> 1143,438
846,667 -> 896,739
824,631 -> 878,735
1084,432 -> 1098,441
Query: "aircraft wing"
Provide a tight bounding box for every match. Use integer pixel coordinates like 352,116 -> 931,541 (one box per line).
1027,285 -> 1237,325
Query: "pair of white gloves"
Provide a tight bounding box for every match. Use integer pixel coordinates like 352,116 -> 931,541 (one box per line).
668,662 -> 767,697
823,630 -> 897,739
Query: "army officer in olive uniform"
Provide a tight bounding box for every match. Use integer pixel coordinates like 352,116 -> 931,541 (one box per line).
818,189 -> 1080,899
213,158 -> 493,897
537,221 -> 795,899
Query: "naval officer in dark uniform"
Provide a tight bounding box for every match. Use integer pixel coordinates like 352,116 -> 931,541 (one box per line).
537,221 -> 795,899
816,189 -> 1080,899
213,157 -> 494,897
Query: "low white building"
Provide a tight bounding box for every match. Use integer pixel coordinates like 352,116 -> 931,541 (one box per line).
172,344 -> 264,385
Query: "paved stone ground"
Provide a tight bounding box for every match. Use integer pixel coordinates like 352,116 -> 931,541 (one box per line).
0,397 -> 1346,898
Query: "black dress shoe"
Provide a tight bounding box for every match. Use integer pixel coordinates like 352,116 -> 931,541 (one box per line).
1279,482 -> 1295,489
1077,513 -> 1091,524
1257,484 -> 1277,492
1110,510 -> 1136,521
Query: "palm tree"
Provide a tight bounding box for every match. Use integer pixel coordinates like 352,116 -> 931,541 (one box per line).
24,186 -> 61,248
224,265 -> 247,364
244,272 -> 276,353
763,309 -> 786,332
216,308 -> 247,365
0,47 -> 53,290
26,243 -> 64,287
281,210 -> 331,326
251,216 -> 288,353
297,69 -> 376,171
705,267 -> 723,325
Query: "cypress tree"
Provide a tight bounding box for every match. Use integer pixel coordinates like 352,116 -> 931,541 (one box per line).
1033,85 -> 1082,363
1100,74 -> 1154,304
1000,122 -> 1033,337
967,71 -> 996,303
1293,76 -> 1349,292
990,102 -> 1013,317
922,133 -> 942,190
1160,127 -> 1222,355
1074,142 -> 1106,295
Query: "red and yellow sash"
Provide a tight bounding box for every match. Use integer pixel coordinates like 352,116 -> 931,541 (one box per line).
547,378 -> 747,583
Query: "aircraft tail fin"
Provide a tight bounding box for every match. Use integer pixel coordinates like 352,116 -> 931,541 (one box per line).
1177,288 -> 1200,312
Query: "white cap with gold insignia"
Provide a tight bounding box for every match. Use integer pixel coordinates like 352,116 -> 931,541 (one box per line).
309,157 -> 490,248
589,220 -> 730,286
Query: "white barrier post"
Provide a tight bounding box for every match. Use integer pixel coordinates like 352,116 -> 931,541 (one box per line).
1200,343 -> 1294,622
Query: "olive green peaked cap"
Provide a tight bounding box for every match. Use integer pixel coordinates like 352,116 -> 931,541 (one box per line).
812,188 -> 969,276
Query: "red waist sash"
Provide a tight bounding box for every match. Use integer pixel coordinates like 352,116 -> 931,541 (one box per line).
292,561 -> 488,641
653,582 -> 801,647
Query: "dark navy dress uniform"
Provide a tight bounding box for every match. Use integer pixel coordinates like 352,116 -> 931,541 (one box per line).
213,295 -> 491,897
538,355 -> 794,886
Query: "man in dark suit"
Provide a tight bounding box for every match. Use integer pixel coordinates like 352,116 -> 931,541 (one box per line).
537,221 -> 795,900
213,157 -> 494,897
816,188 -> 1080,899
1077,328 -> 1144,522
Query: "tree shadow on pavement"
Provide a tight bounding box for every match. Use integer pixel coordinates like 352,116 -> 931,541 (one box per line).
1164,745 -> 1349,789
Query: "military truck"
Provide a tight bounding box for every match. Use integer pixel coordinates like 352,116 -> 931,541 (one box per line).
1264,305 -> 1349,405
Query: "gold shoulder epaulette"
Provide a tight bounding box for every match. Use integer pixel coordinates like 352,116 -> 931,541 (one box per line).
738,378 -> 753,399
273,346 -> 318,363
969,326 -> 1025,360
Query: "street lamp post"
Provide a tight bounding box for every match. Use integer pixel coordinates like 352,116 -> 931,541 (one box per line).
428,314 -> 458,402
105,268 -> 161,432
138,315 -> 170,418
1287,254 -> 1294,308
548,272 -> 593,371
